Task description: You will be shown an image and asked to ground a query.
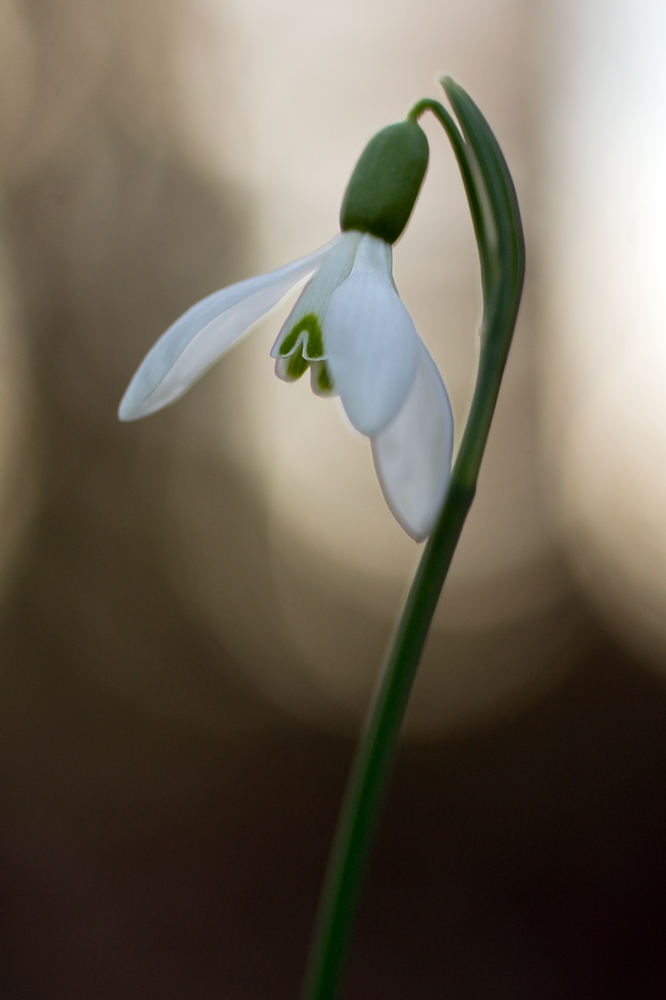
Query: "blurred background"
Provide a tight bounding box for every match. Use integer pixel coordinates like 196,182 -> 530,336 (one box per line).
0,0 -> 665,995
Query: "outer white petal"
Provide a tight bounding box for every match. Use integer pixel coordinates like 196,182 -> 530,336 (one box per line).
119,237 -> 339,420
371,340 -> 453,541
324,234 -> 419,436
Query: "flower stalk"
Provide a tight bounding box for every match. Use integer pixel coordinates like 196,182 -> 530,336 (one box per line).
300,76 -> 526,1000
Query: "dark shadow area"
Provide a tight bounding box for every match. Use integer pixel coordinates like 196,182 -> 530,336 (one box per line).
0,611 -> 665,997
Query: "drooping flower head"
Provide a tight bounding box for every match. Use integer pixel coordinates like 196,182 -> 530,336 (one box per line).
119,117 -> 453,540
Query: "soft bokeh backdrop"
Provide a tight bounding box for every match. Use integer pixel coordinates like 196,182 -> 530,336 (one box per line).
0,0 -> 665,996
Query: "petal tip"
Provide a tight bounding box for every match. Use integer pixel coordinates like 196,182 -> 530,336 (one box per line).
376,481 -> 442,542
117,374 -> 152,421
118,400 -> 138,422
117,393 -> 137,422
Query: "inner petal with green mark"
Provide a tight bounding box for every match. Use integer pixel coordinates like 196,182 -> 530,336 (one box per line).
275,339 -> 335,394
278,313 -> 325,360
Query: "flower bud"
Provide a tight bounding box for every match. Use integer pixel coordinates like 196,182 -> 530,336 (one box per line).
340,120 -> 429,245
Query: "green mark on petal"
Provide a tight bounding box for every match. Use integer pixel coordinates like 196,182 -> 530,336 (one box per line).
279,327 -> 300,356
277,316 -> 331,390
286,347 -> 308,380
316,364 -> 334,393
279,314 -> 324,358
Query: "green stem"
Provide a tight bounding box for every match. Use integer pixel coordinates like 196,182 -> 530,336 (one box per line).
301,77 -> 525,1000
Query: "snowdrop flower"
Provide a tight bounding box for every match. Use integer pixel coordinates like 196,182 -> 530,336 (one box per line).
119,120 -> 453,540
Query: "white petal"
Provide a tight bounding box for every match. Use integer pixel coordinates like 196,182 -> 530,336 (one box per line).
119,237 -> 339,420
324,234 -> 419,436
371,340 -> 453,541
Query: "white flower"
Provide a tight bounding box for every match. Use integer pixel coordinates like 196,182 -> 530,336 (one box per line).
119,230 -> 453,540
